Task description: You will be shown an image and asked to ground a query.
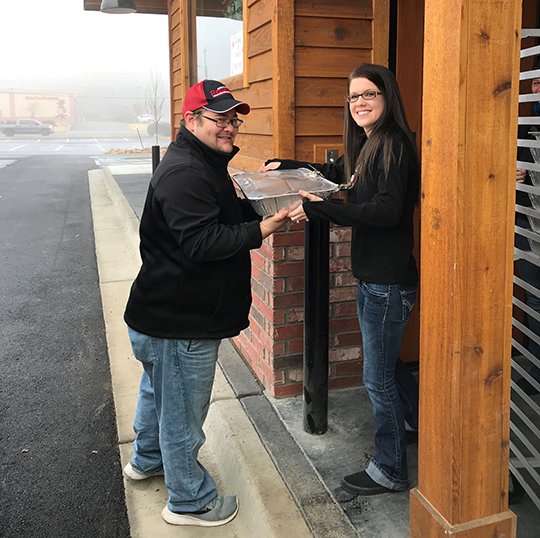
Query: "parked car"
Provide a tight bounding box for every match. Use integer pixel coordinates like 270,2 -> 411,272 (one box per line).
0,119 -> 54,137
136,114 -> 154,123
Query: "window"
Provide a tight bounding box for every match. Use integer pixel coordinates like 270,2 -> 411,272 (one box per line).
192,0 -> 243,82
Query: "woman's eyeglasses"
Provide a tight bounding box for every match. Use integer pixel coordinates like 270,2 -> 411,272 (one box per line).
346,91 -> 383,103
200,115 -> 244,129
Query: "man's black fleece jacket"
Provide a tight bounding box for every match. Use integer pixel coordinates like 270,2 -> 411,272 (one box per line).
124,126 -> 263,339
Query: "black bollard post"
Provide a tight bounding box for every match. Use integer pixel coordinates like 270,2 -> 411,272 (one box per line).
152,145 -> 161,173
303,218 -> 330,434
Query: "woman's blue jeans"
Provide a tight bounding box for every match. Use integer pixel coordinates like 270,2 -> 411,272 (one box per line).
357,281 -> 419,491
127,327 -> 221,512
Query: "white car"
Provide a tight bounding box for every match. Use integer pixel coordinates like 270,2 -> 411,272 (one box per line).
136,114 -> 154,123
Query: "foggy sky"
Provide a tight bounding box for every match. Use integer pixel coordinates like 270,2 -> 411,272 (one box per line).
0,0 -> 170,96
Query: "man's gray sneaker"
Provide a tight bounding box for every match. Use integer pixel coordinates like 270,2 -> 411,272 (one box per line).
161,495 -> 239,527
123,462 -> 164,481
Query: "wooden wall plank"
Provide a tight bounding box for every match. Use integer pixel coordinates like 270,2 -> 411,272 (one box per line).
295,0 -> 372,19
171,38 -> 181,59
172,55 -> 182,73
248,50 -> 273,83
295,16 -> 372,49
234,79 -> 273,109
234,133 -> 274,160
169,3 -> 180,28
247,22 -> 272,58
229,153 -> 264,172
248,0 -> 273,32
296,48 -> 371,77
295,77 -> 348,107
296,107 -> 343,136
172,84 -> 183,100
242,108 -> 273,136
171,68 -> 182,85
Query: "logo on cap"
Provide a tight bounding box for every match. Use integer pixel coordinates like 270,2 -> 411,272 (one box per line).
210,87 -> 232,98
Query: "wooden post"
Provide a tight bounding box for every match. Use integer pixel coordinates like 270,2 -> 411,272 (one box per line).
372,0 -> 389,66
272,0 -> 295,158
411,1 -> 521,536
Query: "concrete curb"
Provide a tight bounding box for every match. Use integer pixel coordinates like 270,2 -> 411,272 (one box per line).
88,168 -> 313,537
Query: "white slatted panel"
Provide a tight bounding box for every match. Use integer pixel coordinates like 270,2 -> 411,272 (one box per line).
511,25 -> 540,511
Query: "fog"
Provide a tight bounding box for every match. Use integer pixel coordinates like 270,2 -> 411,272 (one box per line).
0,0 -> 170,126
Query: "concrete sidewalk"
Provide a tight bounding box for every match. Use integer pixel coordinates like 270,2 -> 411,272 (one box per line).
88,165 -> 354,537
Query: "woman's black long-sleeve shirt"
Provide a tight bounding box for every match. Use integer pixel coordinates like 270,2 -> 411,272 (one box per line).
303,133 -> 420,285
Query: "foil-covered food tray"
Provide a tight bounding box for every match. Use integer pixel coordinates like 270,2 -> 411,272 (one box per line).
233,167 -> 338,216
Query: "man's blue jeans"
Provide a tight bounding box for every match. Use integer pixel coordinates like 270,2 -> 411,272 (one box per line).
357,281 -> 418,491
127,327 -> 221,512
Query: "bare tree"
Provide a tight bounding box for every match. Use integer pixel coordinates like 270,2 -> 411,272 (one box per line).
145,71 -> 166,145
28,101 -> 41,119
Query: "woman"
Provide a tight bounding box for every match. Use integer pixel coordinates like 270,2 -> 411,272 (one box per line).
266,63 -> 420,495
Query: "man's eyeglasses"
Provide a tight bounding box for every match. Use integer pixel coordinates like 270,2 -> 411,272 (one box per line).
346,91 -> 383,103
200,115 -> 244,129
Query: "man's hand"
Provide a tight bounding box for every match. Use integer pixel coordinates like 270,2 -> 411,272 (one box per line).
260,208 -> 289,239
517,168 -> 528,183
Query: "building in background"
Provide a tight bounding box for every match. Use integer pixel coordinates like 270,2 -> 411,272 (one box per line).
0,90 -> 77,131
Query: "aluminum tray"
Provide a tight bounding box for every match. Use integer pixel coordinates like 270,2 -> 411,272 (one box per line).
233,167 -> 338,216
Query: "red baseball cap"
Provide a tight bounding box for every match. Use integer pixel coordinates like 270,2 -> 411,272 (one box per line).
182,80 -> 250,116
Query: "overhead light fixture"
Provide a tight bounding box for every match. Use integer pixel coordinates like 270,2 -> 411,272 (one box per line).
100,0 -> 137,14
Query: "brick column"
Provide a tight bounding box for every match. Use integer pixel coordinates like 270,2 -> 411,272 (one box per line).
233,222 -> 362,397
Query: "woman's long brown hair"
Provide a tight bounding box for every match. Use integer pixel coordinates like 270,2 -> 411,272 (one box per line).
343,64 -> 418,184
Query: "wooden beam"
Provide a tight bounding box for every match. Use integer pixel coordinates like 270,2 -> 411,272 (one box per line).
411,0 -> 522,535
372,0 -> 389,66
271,0 -> 295,158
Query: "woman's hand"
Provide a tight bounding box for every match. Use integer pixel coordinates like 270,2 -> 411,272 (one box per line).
260,208 -> 289,239
288,190 -> 323,223
259,161 -> 281,172
298,190 -> 323,202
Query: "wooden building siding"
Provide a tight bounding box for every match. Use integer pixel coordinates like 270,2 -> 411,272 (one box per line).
228,0 -> 275,172
293,0 -> 374,161
168,0 -> 184,136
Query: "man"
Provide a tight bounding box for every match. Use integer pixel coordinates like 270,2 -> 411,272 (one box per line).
515,62 -> 540,398
123,80 -> 288,526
